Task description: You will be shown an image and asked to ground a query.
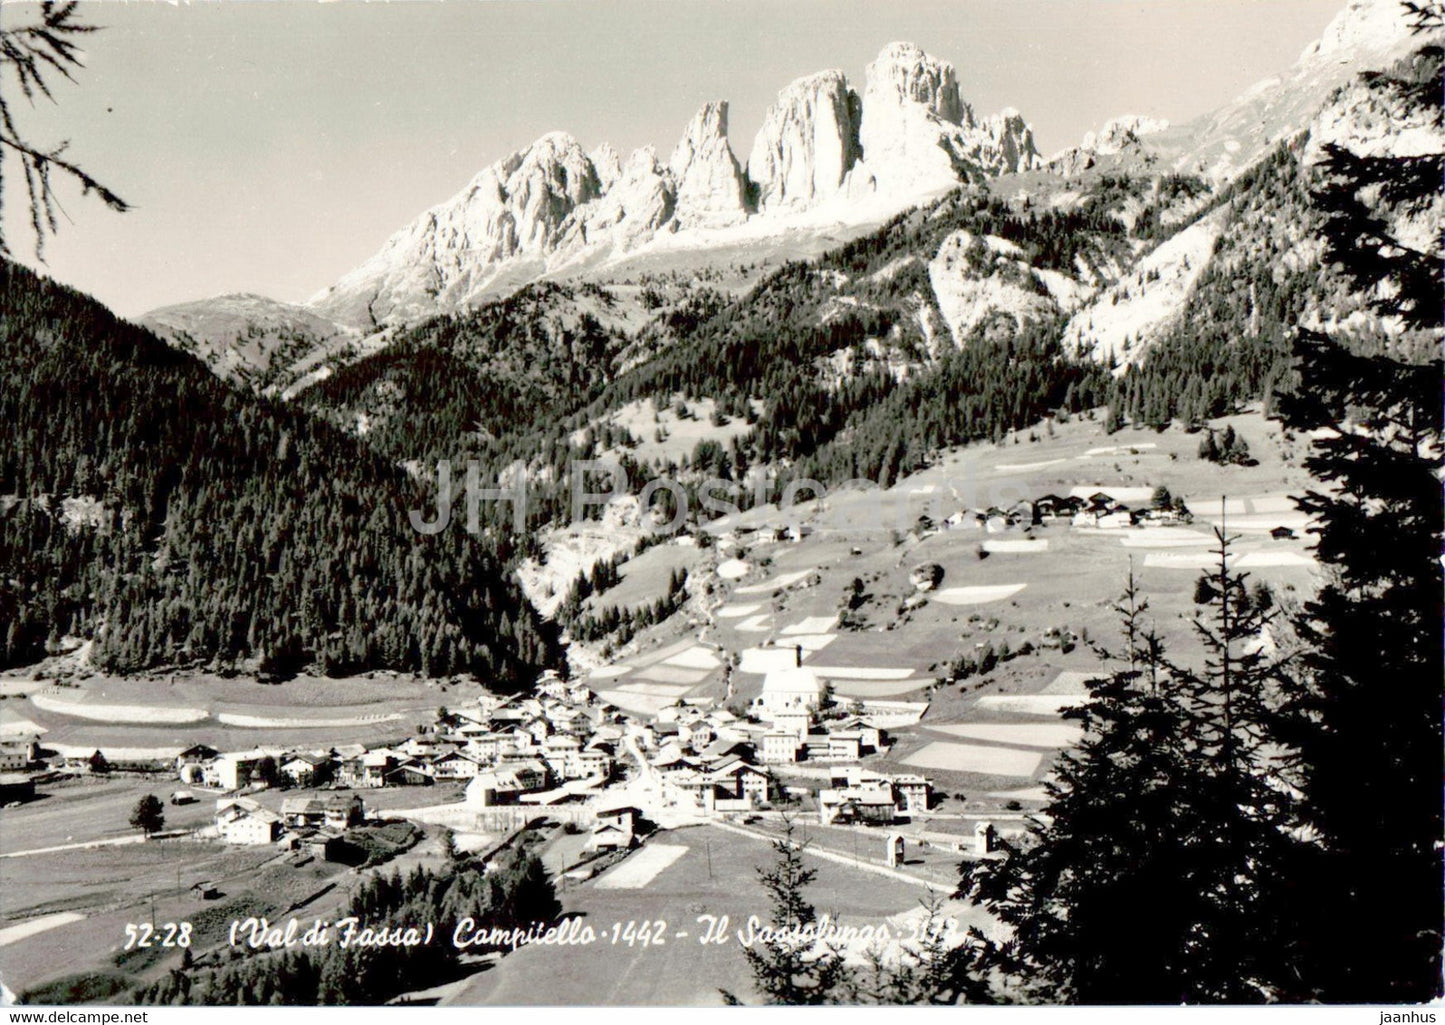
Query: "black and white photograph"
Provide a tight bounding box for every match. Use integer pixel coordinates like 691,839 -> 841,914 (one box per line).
0,0 -> 1440,1012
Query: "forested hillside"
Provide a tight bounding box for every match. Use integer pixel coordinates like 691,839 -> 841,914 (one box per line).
0,261 -> 560,684
296,193 -> 1135,529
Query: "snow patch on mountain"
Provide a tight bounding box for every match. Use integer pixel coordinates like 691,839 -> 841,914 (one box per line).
141,293 -> 359,392
1047,0 -> 1420,184
928,230 -> 1075,344
1062,211 -> 1225,368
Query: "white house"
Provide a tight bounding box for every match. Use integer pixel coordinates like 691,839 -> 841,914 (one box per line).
215,797 -> 283,845
762,731 -> 801,764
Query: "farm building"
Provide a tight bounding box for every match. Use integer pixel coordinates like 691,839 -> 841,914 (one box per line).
0,772 -> 36,803
280,794 -> 364,830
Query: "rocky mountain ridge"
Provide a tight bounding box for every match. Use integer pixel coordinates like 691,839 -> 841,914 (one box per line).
140,0 -> 1429,394
305,41 -> 1044,330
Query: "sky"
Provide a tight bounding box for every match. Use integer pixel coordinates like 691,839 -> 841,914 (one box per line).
0,0 -> 1351,318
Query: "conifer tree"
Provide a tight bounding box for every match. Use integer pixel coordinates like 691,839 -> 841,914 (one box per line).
967,549 -> 1298,1002
1271,12 -> 1443,1001
965,572 -> 1213,1002
725,820 -> 851,1004
1164,523 -> 1300,1000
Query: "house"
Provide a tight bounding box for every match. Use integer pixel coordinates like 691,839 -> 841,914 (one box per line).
465,760 -> 548,807
358,751 -> 397,788
650,744 -> 696,774
280,794 -> 364,830
175,744 -> 220,773
818,769 -> 900,825
536,672 -> 570,701
432,750 -> 483,779
211,751 -> 268,791
707,761 -> 773,809
829,765 -> 893,789
574,746 -> 612,779
1097,508 -> 1133,530
190,881 -> 220,900
590,804 -> 639,850
700,737 -> 754,765
892,774 -> 933,815
1270,526 -> 1297,540
567,683 -> 595,705
677,721 -> 714,752
301,830 -> 348,862
1008,499 -> 1039,526
63,750 -> 110,775
762,731 -> 802,764
215,797 -> 283,845
0,740 -> 36,771
818,785 -> 896,825
824,731 -> 863,762
462,732 -> 506,761
589,821 -> 632,851
384,761 -> 435,787
501,726 -> 537,754
280,752 -> 332,785
1035,495 -> 1065,520
834,717 -> 886,754
769,709 -> 811,741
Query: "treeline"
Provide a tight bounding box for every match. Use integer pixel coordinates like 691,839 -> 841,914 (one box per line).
131,845 -> 559,1005
567,566 -> 689,645
0,260 -> 560,685
795,320 -> 1107,488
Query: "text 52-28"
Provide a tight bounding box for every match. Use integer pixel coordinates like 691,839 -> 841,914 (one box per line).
123,922 -> 193,949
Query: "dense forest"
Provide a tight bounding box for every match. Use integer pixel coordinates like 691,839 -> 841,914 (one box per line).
0,261 -> 560,684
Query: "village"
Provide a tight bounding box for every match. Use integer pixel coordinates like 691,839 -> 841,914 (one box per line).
0,466 -> 1312,873
0,662 -> 960,866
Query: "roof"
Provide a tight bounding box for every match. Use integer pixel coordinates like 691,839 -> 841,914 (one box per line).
762,666 -> 823,695
283,752 -> 330,767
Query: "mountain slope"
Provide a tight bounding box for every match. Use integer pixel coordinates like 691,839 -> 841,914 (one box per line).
0,260 -> 560,684
139,293 -> 359,394
1049,0 -> 1420,180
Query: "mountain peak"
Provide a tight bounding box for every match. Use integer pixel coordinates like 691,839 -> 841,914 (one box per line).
668,100 -> 749,229
866,41 -> 966,125
1306,0 -> 1420,61
747,68 -> 861,213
